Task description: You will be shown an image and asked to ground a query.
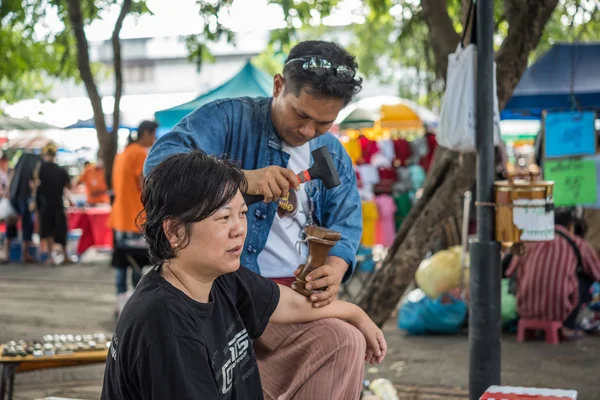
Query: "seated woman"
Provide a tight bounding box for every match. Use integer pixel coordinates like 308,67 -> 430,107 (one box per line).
101,150 -> 387,400
506,207 -> 600,340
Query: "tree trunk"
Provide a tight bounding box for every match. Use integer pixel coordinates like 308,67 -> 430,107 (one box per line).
106,0 -> 133,188
420,0 -> 461,80
65,0 -> 109,163
495,0 -> 558,109
359,0 -> 560,325
360,148 -> 476,325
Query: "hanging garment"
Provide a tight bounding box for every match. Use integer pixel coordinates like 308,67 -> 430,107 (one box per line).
341,137 -> 362,165
358,135 -> 379,164
393,138 -> 412,167
420,133 -> 438,172
356,164 -> 380,201
394,192 -> 412,230
375,194 -> 397,247
378,139 -> 396,164
408,164 -> 426,191
374,166 -> 397,194
361,200 -> 379,247
370,152 -> 392,168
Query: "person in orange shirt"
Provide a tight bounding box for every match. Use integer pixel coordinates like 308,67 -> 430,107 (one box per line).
109,120 -> 157,314
75,159 -> 109,205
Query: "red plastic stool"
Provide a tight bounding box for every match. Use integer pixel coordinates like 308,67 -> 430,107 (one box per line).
517,319 -> 562,344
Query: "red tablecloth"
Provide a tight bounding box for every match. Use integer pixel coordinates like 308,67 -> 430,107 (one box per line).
67,208 -> 113,255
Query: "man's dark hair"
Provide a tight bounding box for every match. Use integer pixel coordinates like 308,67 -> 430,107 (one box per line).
283,40 -> 362,105
555,207 -> 576,228
139,150 -> 247,266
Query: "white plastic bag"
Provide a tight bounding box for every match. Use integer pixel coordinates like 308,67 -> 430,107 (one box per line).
437,44 -> 501,152
0,198 -> 16,221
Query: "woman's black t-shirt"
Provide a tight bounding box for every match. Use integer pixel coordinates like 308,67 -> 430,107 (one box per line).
101,265 -> 280,400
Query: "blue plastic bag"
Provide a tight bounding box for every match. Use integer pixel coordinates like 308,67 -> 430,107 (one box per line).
398,289 -> 467,335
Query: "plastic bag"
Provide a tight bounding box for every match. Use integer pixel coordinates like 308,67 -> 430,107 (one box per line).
0,198 -> 16,221
415,246 -> 469,299
398,289 -> 467,335
501,278 -> 518,323
437,44 -> 501,152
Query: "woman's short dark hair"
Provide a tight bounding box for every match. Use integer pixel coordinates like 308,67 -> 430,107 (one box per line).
139,150 -> 247,266
283,40 -> 362,105
554,207 -> 576,229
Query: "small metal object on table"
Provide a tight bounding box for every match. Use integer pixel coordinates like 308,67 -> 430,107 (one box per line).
0,345 -> 108,400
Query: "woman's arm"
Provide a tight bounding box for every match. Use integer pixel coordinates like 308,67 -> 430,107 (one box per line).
270,284 -> 387,364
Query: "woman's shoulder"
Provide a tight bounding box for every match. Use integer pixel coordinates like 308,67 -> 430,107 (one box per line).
118,272 -> 201,341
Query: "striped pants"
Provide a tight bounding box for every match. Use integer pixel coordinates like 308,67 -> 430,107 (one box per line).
254,318 -> 366,400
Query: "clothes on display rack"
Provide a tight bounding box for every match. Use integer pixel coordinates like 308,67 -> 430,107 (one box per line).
375,194 -> 397,247
394,192 -> 413,230
355,164 -> 380,201
408,164 -> 426,198
393,138 -> 412,167
358,135 -> 379,164
378,139 -> 395,164
361,200 -> 379,247
374,166 -> 397,194
420,132 -> 438,171
341,137 -> 362,165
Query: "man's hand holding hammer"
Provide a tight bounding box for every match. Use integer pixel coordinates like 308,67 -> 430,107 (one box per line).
243,166 -> 299,203
242,166 -> 349,308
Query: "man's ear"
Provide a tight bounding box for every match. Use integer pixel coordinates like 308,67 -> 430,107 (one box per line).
273,74 -> 284,97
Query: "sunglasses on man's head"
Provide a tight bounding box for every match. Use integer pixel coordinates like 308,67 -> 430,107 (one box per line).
284,56 -> 356,80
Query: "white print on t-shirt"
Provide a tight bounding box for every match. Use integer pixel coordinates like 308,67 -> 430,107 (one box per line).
110,333 -> 119,361
221,328 -> 250,394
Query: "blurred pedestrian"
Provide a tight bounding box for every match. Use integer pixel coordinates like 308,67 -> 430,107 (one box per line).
109,120 -> 157,314
0,154 -> 10,198
75,158 -> 109,205
4,151 -> 41,263
36,142 -> 71,265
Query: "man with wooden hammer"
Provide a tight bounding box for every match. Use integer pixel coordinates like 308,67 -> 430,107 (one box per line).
144,40 -> 364,399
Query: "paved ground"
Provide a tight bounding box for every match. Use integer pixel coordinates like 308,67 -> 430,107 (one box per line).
1,261 -> 598,399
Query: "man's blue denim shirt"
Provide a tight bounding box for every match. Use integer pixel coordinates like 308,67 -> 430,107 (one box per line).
144,97 -> 362,280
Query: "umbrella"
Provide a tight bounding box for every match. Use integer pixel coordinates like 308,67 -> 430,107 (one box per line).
339,108 -> 380,130
336,96 -> 439,131
502,43 -> 600,120
0,116 -> 57,130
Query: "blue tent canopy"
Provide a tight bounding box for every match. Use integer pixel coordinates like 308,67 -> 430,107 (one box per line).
155,61 -> 272,130
66,114 -> 137,131
501,43 -> 600,120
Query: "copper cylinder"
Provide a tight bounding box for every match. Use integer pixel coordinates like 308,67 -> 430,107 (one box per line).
494,177 -> 554,245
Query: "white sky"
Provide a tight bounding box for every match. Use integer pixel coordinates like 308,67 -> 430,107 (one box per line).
83,0 -> 365,41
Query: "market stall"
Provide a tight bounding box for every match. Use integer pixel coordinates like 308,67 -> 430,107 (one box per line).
333,96 -> 439,249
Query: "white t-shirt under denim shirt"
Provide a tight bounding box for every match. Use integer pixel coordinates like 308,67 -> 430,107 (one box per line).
257,142 -> 311,278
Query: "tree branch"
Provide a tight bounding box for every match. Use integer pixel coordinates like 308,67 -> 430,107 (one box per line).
421,0 -> 462,80
107,0 -> 133,185
495,0 -> 559,109
65,0 -> 108,145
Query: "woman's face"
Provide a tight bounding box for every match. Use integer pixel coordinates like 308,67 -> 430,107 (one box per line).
176,190 -> 248,279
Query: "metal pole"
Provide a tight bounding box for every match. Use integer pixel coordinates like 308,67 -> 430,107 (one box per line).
469,0 -> 502,399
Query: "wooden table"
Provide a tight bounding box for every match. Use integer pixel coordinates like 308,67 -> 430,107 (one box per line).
0,346 -> 108,400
